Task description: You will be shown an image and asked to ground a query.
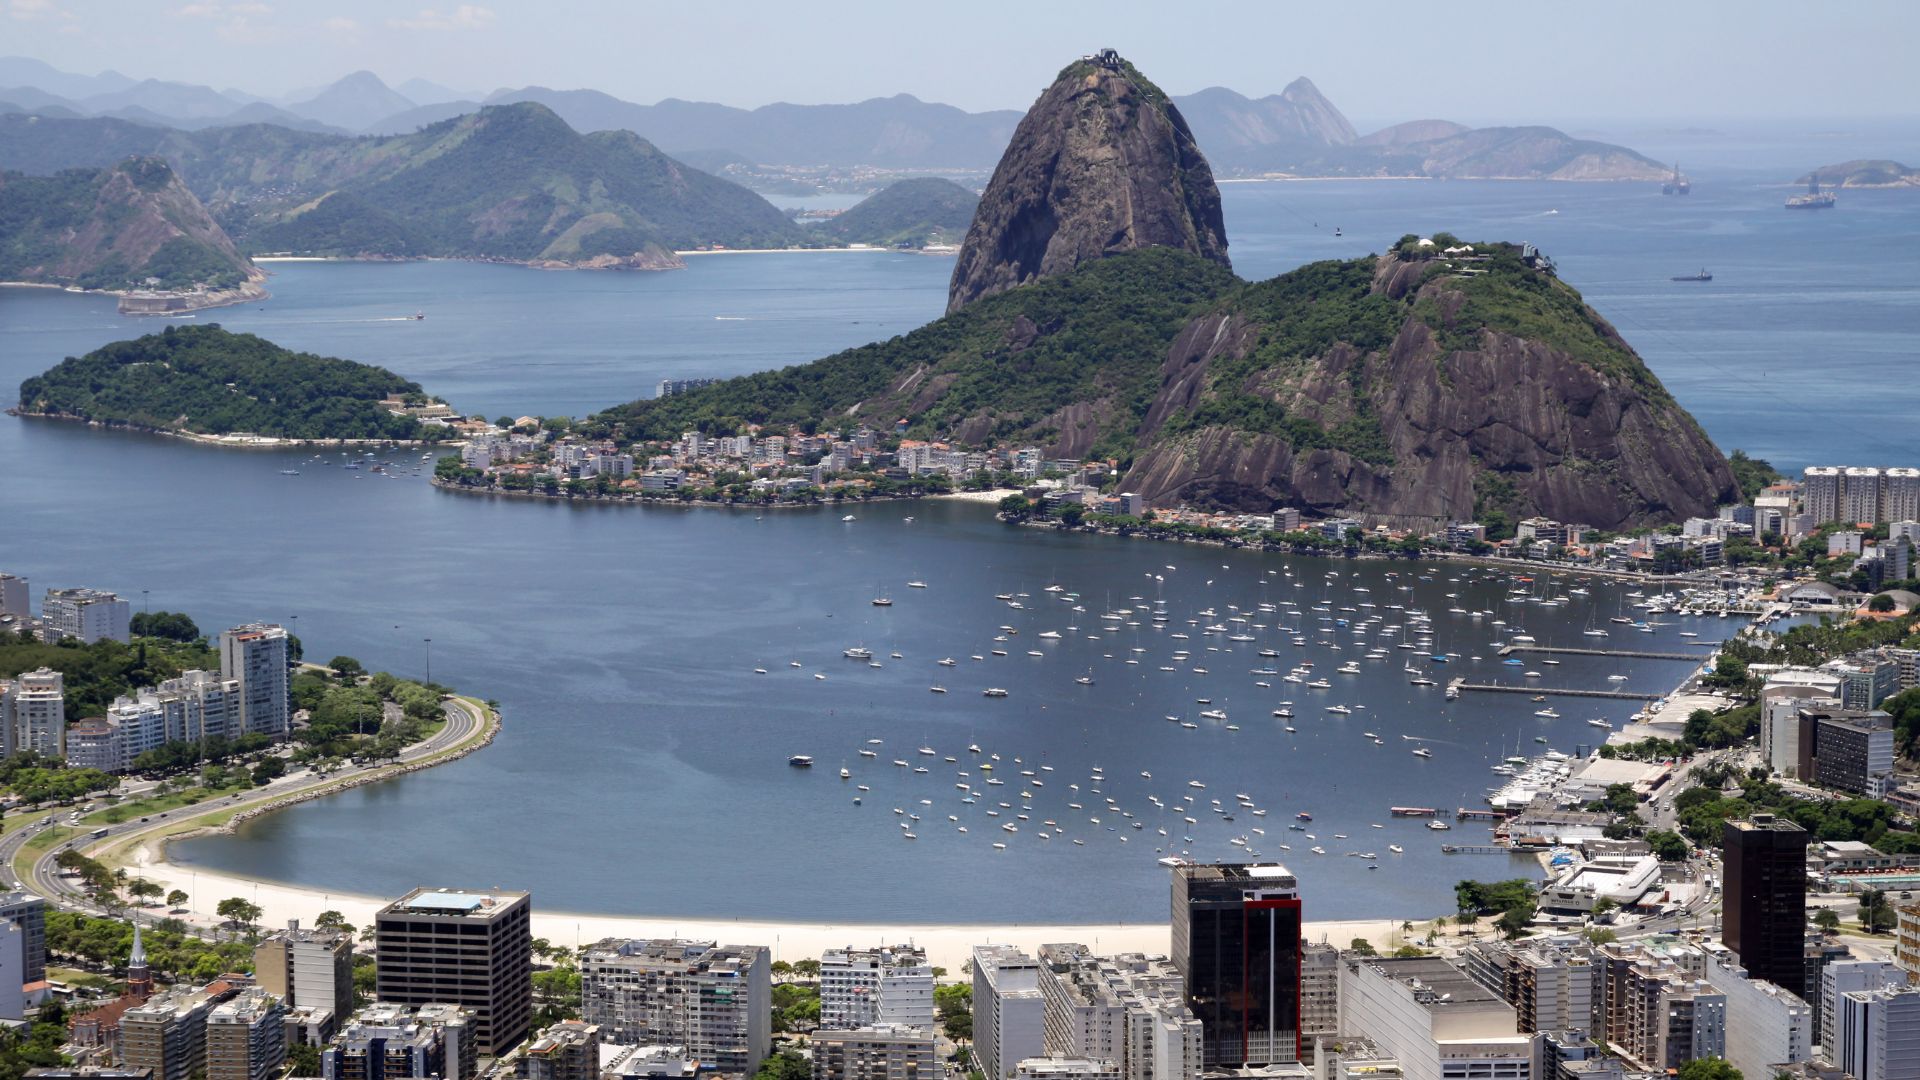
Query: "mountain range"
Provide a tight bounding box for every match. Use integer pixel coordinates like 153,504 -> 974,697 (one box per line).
588,55 -> 1733,528
2,57 -> 1667,181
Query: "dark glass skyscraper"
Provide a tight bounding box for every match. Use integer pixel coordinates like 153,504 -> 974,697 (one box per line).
1170,863 -> 1302,1067
1722,814 -> 1808,996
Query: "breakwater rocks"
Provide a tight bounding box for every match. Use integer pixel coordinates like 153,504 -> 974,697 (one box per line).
171,702 -> 499,844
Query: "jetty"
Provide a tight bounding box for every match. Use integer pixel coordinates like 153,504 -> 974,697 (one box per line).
1497,644 -> 1713,660
1440,844 -> 1508,855
1448,677 -> 1660,701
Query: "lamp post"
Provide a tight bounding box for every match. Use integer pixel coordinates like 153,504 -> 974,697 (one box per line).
424,637 -> 432,684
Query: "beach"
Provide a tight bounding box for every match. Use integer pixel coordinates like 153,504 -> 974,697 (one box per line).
126,845 -> 1420,970
930,488 -> 1023,504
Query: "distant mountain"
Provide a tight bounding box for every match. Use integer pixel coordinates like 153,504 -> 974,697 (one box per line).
362,100 -> 482,136
0,56 -> 134,100
78,79 -> 248,121
0,103 -> 808,263
210,102 -> 346,134
286,72 -> 417,133
0,156 -> 259,293
396,78 -> 474,107
1796,160 -> 1920,188
1264,125 -> 1669,181
815,178 -> 977,248
485,87 -> 1023,168
1353,119 -> 1471,147
1169,80 -> 1357,168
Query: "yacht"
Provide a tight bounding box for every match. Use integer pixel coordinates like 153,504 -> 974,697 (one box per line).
908,581 -> 928,589
938,657 -> 957,667
843,647 -> 873,660
1411,747 -> 1433,758
982,688 -> 1010,697
788,755 -> 814,767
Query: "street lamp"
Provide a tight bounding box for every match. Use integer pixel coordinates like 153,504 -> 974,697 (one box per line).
424,638 -> 432,684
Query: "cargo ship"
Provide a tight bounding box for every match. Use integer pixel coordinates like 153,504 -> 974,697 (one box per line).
1670,269 -> 1712,282
1787,175 -> 1836,210
1661,163 -> 1690,195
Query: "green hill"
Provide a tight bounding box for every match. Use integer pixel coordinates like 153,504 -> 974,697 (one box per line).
814,178 -> 978,248
18,324 -> 447,441
0,156 -> 257,291
587,240 -> 1734,530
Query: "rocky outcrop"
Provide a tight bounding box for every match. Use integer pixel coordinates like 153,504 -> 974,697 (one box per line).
946,53 -> 1229,312
1120,249 -> 1735,530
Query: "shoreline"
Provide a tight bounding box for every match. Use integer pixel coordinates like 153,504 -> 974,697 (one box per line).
429,474 -> 973,509
1,278 -> 269,315
9,410 -> 454,451
121,853 -> 1427,969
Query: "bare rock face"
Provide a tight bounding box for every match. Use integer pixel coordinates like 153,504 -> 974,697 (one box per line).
946,54 -> 1230,313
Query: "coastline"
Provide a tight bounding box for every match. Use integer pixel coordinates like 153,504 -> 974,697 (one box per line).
122,854 -> 1422,969
0,278 -> 269,315
8,410 -> 454,451
430,474 -> 963,509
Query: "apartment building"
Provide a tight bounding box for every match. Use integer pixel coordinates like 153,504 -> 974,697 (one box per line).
819,946 -> 935,1031
254,920 -> 355,1021
1034,945 -> 1202,1080
1011,1060 -> 1122,1080
1699,946 -> 1811,1080
974,945 -> 1046,1080
374,889 -> 531,1057
219,623 -> 290,739
1170,862 -> 1302,1068
1724,815 -> 1810,996
1335,956 -> 1534,1080
520,1021 -> 600,1080
121,985 -> 237,1080
0,891 -> 49,982
205,988 -> 288,1080
1819,960 -> 1908,1054
1595,944 -> 1726,1071
1834,985 -> 1920,1080
578,939 -> 770,1076
7,668 -> 65,758
321,1003 -> 476,1080
809,1024 -> 937,1080
41,587 -> 129,644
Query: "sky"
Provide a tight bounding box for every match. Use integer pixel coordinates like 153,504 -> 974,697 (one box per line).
6,0 -> 1919,126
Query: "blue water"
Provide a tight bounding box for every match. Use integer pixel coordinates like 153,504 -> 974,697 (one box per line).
2,171 -> 1914,924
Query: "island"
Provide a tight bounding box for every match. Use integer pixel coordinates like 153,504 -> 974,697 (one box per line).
1795,159 -> 1920,189
13,324 -> 461,445
809,178 -> 979,249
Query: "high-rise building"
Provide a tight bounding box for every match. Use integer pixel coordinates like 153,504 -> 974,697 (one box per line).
1724,815 -> 1809,996
1299,942 -> 1341,1063
1898,905 -> 1920,983
1845,468 -> 1885,524
0,891 -> 49,982
1034,945 -> 1201,1080
11,668 -> 65,758
206,988 -> 288,1080
810,1024 -> 937,1080
1700,946 -> 1811,1080
1805,468 -> 1844,525
374,889 -> 531,1057
41,587 -> 129,644
1335,956 -> 1535,1080
1835,985 -> 1920,1080
219,623 -> 290,739
578,939 -> 770,1075
820,946 -> 935,1031
0,573 -> 28,621
1819,960 -> 1908,1053
1885,470 -> 1920,525
1010,1060 -> 1121,1080
0,919 -> 25,1022
1170,862 -> 1302,1067
973,945 -> 1046,1080
254,920 -> 355,1022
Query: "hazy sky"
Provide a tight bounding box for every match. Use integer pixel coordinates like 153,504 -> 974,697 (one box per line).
8,0 -> 1917,125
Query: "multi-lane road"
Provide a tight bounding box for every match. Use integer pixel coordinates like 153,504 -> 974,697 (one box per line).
1,696 -> 490,929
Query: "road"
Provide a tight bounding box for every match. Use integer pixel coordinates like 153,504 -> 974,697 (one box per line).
1,696 -> 489,930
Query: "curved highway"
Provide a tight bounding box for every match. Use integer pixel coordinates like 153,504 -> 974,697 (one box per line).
2,696 -> 491,929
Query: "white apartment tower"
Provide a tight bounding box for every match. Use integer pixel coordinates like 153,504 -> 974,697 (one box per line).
1845,468 -> 1884,524
10,668 -> 65,758
1805,468 -> 1843,524
1885,469 -> 1920,524
579,938 -> 771,1076
41,587 -> 130,643
974,945 -> 1047,1080
1835,985 -> 1920,1080
220,623 -> 290,739
820,945 -> 936,1031
0,573 -> 28,622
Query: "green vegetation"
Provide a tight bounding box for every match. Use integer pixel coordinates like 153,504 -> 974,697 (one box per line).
289,669 -> 445,763
935,981 -> 972,1040
129,611 -> 200,642
771,980 -> 820,1033
0,1001 -> 71,1080
47,910 -> 254,982
0,157 -> 251,291
753,1051 -> 811,1080
1727,450 -> 1783,502
0,627 -> 217,718
813,178 -> 978,248
1676,1058 -> 1741,1080
1671,760 -> 1920,850
19,325 -> 449,441
1455,878 -> 1537,938
0,753 -> 117,805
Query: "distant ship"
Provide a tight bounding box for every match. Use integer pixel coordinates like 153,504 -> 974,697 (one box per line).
1787,174 -> 1836,210
1670,269 -> 1713,282
1661,163 -> 1690,195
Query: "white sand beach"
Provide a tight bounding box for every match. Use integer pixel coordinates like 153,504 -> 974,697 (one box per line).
126,846 -> 1422,970
930,488 -> 1023,505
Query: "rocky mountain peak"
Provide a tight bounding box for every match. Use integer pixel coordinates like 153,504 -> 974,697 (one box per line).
945,52 -> 1230,312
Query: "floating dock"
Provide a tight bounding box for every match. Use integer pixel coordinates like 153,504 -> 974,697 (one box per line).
1448,678 -> 1660,701
1497,644 -> 1713,660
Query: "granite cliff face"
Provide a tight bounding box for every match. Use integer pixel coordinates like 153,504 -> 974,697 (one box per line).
946,53 -> 1229,313
1119,247 -> 1734,529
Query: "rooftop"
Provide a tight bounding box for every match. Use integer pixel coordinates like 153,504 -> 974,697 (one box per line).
1352,956 -> 1504,1008
384,888 -> 529,918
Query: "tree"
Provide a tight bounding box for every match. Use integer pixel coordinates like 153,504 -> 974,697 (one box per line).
329,656 -> 366,681
1858,889 -> 1898,933
250,757 -> 286,786
215,897 -> 263,939
126,878 -> 163,905
315,910 -> 354,934
1813,908 -> 1841,933
753,1051 -> 811,1080
165,889 -> 189,911
1646,830 -> 1690,862
288,1043 -> 323,1076
1348,937 -> 1378,957
1676,1057 -> 1742,1080
1869,593 -> 1897,613
1496,901 -> 1536,939
935,982 -> 972,1041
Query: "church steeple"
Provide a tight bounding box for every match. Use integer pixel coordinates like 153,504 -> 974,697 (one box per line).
125,922 -> 153,1000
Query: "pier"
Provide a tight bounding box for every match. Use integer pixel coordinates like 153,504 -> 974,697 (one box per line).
1497,644 -> 1714,660
1440,844 -> 1508,855
1448,678 -> 1660,701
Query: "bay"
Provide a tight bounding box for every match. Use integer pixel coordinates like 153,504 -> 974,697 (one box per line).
2,169 -> 1914,924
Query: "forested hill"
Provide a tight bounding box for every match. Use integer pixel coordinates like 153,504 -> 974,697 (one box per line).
585,240 -> 1734,530
17,325 -> 448,441
0,156 -> 257,291
814,178 -> 978,248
